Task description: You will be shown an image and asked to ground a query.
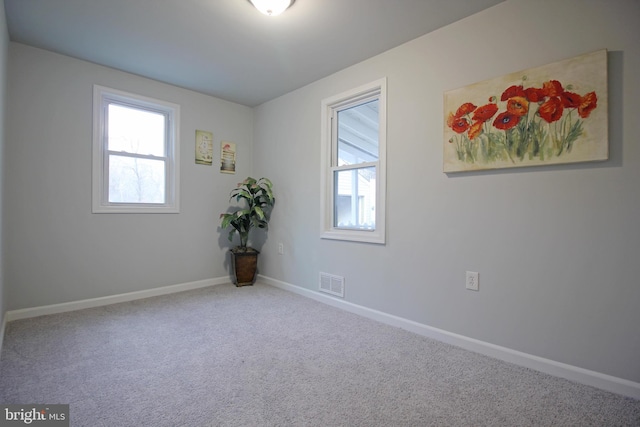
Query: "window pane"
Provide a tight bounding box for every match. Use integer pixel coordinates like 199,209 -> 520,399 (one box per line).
108,155 -> 165,203
108,104 -> 166,156
337,99 -> 379,166
334,167 -> 376,229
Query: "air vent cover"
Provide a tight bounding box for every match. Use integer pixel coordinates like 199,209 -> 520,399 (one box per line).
319,273 -> 344,297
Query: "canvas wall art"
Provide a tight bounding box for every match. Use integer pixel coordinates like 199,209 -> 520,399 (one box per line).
220,141 -> 236,174
443,49 -> 608,173
195,130 -> 213,165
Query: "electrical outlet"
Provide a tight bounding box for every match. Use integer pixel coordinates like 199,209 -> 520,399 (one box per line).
278,243 -> 284,255
466,271 -> 479,291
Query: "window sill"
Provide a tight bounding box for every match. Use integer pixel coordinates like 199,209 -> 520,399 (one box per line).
92,204 -> 180,214
321,228 -> 385,245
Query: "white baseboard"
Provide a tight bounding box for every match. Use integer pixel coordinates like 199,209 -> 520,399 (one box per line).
258,275 -> 640,400
5,277 -> 229,322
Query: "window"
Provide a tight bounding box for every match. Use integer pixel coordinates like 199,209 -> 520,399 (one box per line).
321,78 -> 386,244
92,85 -> 180,213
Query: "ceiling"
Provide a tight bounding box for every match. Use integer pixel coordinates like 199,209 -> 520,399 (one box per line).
4,0 -> 504,107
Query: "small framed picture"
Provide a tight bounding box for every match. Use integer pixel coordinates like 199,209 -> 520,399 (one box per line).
195,130 -> 213,165
220,141 -> 236,174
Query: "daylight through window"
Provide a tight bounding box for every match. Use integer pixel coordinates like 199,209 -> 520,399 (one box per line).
321,78 -> 386,244
93,86 -> 180,213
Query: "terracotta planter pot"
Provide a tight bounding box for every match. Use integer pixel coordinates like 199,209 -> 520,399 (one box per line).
230,249 -> 259,287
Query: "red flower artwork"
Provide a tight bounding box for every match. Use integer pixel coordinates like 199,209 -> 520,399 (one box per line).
501,85 -> 526,101
539,97 -> 564,123
455,102 -> 477,117
468,120 -> 484,140
472,103 -> 499,122
578,92 -> 598,118
506,96 -> 529,117
493,112 -> 520,130
542,80 -> 564,97
525,87 -> 546,103
447,113 -> 470,134
560,91 -> 582,109
445,50 -> 606,172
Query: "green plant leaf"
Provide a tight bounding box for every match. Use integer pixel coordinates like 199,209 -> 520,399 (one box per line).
219,176 -> 275,249
220,214 -> 233,229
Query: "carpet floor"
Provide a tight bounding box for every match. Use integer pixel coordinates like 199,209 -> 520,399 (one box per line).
1,282 -> 639,426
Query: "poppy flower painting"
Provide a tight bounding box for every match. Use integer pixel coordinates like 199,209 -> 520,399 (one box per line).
443,49 -> 607,172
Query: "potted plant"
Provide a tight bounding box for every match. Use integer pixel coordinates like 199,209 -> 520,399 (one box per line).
219,177 -> 275,286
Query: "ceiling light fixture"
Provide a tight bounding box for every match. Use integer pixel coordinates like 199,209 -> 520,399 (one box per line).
248,0 -> 295,16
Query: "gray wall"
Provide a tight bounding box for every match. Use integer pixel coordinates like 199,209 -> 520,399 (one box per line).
0,0 -> 8,325
253,0 -> 640,383
5,43 -> 254,309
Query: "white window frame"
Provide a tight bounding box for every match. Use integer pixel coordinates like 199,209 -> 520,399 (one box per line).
92,85 -> 180,213
320,78 -> 387,244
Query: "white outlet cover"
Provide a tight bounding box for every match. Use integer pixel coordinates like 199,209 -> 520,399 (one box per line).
466,271 -> 479,291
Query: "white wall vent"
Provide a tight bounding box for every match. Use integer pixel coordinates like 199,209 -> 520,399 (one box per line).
319,273 -> 345,297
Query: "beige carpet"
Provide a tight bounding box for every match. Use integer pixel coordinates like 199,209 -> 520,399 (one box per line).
1,282 -> 639,426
